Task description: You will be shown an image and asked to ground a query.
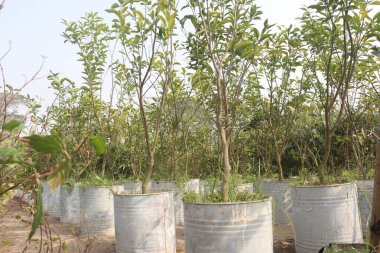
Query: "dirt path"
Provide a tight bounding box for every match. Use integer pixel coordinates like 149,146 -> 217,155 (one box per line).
0,198 -> 295,253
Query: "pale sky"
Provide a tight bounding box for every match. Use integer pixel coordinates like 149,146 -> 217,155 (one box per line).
0,0 -> 310,109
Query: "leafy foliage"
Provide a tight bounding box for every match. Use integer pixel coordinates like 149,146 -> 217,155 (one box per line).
183,190 -> 264,203
3,119 -> 23,132
89,136 -> 107,156
27,183 -> 43,240
24,135 -> 62,154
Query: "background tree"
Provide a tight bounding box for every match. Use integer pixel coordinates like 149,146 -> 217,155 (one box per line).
256,25 -> 306,180
108,0 -> 178,192
300,0 -> 378,183
184,0 -> 271,201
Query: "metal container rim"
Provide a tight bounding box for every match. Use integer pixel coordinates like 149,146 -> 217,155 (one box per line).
259,179 -> 292,183
79,185 -> 120,189
290,181 -> 356,189
113,190 -> 173,197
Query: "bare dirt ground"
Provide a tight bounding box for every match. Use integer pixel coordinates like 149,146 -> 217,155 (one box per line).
0,198 -> 295,253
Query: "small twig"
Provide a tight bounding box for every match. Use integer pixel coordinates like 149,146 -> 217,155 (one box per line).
0,157 -> 70,196
0,41 -> 11,61
19,56 -> 46,91
368,130 -> 380,144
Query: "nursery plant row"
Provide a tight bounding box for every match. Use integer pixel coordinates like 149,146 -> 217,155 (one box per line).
19,178 -> 372,253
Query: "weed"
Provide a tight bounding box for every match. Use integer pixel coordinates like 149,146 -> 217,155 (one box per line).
79,174 -> 112,187
2,239 -> 9,247
183,190 -> 265,203
322,243 -> 371,253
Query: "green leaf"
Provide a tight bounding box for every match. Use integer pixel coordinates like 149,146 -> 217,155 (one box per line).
208,11 -> 221,16
105,8 -> 118,14
0,146 -> 20,160
28,183 -> 43,241
167,11 -> 177,31
111,3 -> 119,8
89,136 -> 107,156
25,135 -> 62,154
308,4 -> 324,11
62,241 -> 68,252
180,15 -> 198,29
361,9 -> 370,21
234,40 -> 254,56
3,120 -> 22,132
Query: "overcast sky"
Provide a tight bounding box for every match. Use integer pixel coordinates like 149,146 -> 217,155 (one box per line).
0,0 -> 310,109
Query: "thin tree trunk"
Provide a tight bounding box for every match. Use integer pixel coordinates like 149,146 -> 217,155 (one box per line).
269,118 -> 284,181
351,140 -> 365,178
142,152 -> 154,193
348,116 -> 366,178
170,130 -> 178,180
219,123 -> 231,202
183,129 -> 189,175
139,90 -> 153,194
215,67 -> 231,202
274,145 -> 284,181
318,130 -> 331,185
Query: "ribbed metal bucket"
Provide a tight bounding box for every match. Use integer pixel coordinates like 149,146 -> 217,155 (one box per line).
168,179 -> 202,226
184,198 -> 273,253
291,183 -> 363,253
150,181 -> 184,226
47,185 -> 60,217
185,179 -> 201,193
201,180 -> 221,195
113,191 -> 176,253
150,181 -> 177,191
259,180 -> 291,225
41,181 -> 50,212
236,183 -> 254,193
357,180 -> 373,236
253,181 -> 260,192
124,181 -> 143,193
79,186 -> 119,236
60,183 -> 80,224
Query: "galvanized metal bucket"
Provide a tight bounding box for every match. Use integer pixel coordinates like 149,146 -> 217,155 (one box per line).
185,179 -> 201,193
201,180 -> 221,195
171,179 -> 203,225
46,184 -> 60,217
184,198 -> 273,253
113,191 -> 176,253
41,181 -> 50,212
79,186 -> 119,236
236,183 -> 254,193
60,183 -> 80,224
150,181 -> 177,191
356,180 -> 373,237
291,182 -> 363,253
124,181 -> 143,193
150,181 -> 185,226
258,180 -> 291,225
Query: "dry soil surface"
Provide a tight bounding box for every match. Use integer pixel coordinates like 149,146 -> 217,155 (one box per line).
0,198 -> 295,253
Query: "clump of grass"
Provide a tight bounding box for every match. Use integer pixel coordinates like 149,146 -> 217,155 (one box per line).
292,169 -> 365,186
322,243 -> 371,253
183,190 -> 265,204
61,178 -> 76,191
2,239 -> 10,247
79,174 -> 112,188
